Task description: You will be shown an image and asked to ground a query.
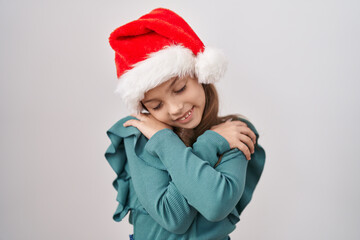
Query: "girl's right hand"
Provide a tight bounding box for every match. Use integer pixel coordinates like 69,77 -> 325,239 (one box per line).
210,120 -> 257,160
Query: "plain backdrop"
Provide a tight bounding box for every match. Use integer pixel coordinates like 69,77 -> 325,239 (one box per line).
1,0 -> 359,239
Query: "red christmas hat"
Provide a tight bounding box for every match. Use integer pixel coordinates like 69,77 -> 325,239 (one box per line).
109,8 -> 227,113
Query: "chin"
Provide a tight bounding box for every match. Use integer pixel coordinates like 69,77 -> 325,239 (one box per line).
179,116 -> 202,129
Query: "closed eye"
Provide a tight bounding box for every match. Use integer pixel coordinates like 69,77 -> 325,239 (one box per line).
174,85 -> 186,93
151,84 -> 186,111
152,102 -> 162,110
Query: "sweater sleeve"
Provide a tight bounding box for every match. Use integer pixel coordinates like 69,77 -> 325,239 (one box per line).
145,129 -> 248,222
191,129 -> 231,167
124,135 -> 197,234
124,130 -> 230,233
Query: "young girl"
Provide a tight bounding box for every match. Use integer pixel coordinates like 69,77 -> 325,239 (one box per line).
105,8 -> 266,240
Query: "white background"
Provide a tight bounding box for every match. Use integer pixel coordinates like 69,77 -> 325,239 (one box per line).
1,0 -> 359,239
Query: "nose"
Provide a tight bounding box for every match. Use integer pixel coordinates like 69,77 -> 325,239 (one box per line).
168,99 -> 184,116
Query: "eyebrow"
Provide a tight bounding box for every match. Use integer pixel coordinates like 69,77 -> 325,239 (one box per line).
142,76 -> 179,104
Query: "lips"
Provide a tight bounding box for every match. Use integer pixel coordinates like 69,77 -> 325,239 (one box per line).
176,106 -> 194,121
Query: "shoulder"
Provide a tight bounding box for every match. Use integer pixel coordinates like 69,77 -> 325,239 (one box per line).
112,115 -> 137,126
106,115 -> 142,138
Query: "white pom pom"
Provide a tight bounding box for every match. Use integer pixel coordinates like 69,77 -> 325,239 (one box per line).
195,47 -> 228,84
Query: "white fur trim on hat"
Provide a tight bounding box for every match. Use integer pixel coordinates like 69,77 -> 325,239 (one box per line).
114,45 -> 227,113
195,47 -> 228,84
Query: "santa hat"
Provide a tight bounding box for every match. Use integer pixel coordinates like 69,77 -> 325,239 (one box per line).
109,8 -> 227,113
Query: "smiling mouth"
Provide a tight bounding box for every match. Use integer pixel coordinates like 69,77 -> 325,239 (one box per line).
176,106 -> 194,121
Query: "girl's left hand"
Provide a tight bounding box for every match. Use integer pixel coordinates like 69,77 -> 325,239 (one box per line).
123,113 -> 173,139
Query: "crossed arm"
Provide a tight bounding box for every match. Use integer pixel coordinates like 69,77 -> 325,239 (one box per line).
126,128 -> 248,234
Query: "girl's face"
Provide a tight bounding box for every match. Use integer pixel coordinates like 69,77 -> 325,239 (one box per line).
141,75 -> 206,129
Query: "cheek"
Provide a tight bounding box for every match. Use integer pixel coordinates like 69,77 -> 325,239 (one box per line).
185,84 -> 199,99
150,111 -> 171,124
191,85 -> 205,107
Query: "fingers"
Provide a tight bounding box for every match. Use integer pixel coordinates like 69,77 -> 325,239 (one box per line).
130,113 -> 148,120
124,113 -> 150,127
124,113 -> 144,127
240,127 -> 257,145
238,134 -> 255,154
123,119 -> 139,128
234,141 -> 252,160
231,120 -> 247,127
230,121 -> 257,144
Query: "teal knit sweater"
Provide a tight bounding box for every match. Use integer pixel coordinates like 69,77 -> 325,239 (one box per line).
105,116 -> 266,240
